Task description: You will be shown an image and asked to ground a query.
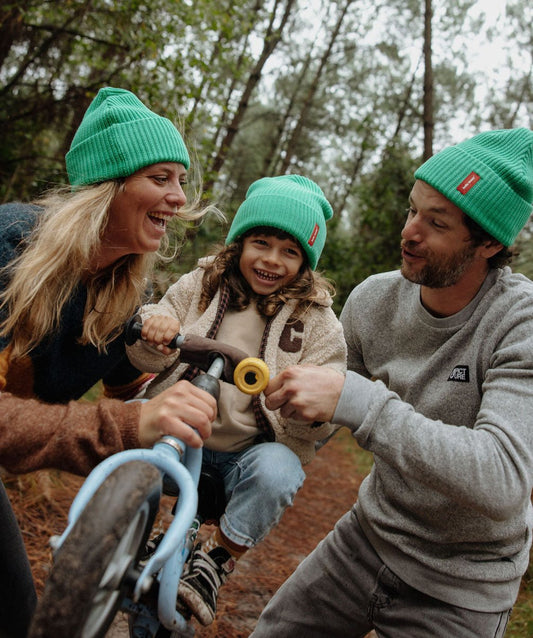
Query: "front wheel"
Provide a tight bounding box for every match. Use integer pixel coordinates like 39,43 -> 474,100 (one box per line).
28,461 -> 161,638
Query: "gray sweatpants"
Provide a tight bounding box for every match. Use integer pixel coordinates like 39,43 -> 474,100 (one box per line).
250,509 -> 512,638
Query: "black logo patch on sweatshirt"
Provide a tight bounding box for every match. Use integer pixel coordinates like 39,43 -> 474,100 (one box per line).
448,365 -> 469,382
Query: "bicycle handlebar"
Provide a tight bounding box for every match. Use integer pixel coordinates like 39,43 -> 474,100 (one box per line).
124,314 -> 269,395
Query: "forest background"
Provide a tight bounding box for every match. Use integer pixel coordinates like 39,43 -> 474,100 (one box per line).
1,0 -> 532,311
1,1 -> 533,634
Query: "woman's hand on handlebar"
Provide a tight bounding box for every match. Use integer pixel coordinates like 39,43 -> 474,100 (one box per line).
138,380 -> 217,448
141,315 -> 182,355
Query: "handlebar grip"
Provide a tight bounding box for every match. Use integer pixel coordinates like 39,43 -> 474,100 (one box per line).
124,314 -> 143,346
191,373 -> 221,401
234,358 -> 270,395
124,314 -> 182,349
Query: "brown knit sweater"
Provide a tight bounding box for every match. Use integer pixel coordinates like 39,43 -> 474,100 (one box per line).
0,393 -> 141,476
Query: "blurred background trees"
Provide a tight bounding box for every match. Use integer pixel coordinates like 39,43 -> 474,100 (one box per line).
1,0 -> 531,310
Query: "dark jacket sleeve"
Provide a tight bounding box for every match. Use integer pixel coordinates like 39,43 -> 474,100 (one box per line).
0,392 -> 141,476
0,203 -> 40,351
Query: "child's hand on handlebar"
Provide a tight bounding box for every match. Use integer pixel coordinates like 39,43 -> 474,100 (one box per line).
138,380 -> 217,448
141,315 -> 182,355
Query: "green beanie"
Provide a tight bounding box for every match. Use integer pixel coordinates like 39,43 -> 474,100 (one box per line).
225,175 -> 334,269
66,87 -> 190,186
414,128 -> 533,246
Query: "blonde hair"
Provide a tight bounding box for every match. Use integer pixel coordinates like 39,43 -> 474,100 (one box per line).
199,229 -> 335,318
0,179 -> 210,358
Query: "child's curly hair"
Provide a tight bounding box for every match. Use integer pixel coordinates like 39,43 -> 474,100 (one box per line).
198,227 -> 335,318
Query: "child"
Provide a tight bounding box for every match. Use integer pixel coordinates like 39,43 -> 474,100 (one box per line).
126,175 -> 347,626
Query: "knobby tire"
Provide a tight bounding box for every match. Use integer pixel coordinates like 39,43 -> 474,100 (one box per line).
28,461 -> 161,638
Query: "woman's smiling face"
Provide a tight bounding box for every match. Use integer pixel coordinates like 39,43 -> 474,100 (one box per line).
98,162 -> 187,268
239,231 -> 305,295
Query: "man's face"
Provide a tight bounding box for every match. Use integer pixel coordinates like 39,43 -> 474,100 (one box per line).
400,180 -> 478,288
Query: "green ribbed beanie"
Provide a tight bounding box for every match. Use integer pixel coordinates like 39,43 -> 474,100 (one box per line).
225,175 -> 334,269
66,87 -> 190,186
415,127 -> 533,246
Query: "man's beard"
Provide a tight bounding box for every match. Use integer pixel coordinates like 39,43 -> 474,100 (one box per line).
401,241 -> 477,288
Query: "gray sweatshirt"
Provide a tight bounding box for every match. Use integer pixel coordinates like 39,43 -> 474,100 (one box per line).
335,267 -> 533,613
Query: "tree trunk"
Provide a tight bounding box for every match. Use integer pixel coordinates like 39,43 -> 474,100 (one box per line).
392,55 -> 421,142
279,0 -> 355,174
264,49 -> 315,176
423,0 -> 434,160
205,0 -> 296,194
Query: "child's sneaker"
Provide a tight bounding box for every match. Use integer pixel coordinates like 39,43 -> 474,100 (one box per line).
178,543 -> 235,626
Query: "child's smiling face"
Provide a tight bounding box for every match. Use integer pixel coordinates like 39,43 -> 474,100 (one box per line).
239,231 -> 304,295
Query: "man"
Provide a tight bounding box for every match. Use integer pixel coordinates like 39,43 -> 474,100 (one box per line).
250,127 -> 533,638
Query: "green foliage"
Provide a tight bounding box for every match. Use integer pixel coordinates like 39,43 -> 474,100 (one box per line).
0,0 -> 263,200
514,228 -> 533,280
321,143 -> 418,312
335,427 -> 374,476
1,0 -> 531,298
81,380 -> 103,402
354,143 -> 418,273
507,550 -> 533,637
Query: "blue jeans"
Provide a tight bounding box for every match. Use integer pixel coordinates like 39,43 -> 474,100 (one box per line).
202,442 -> 305,548
251,509 -> 512,638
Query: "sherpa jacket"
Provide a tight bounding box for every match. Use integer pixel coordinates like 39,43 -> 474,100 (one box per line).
335,267 -> 533,613
127,262 -> 347,465
0,203 -> 151,402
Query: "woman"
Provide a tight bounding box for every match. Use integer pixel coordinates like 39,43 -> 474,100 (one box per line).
1,86 -> 199,401
0,87 -> 217,638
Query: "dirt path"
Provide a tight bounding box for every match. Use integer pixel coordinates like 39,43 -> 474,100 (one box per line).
6,431 -> 371,637
193,432 -> 367,638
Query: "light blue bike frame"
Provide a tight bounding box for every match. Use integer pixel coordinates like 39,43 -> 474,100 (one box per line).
53,432 -> 203,633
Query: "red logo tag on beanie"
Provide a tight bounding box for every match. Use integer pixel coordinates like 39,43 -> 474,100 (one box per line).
308,223 -> 319,246
457,172 -> 480,194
